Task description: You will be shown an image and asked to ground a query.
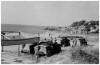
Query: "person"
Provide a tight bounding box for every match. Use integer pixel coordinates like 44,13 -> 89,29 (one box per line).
76,38 -> 80,47
53,39 -> 61,53
70,38 -> 74,47
21,44 -> 26,53
79,38 -> 87,46
73,38 -> 77,47
34,44 -> 46,57
29,42 -> 38,55
61,37 -> 70,47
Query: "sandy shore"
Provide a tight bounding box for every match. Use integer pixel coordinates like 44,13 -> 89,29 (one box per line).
1,31 -> 99,64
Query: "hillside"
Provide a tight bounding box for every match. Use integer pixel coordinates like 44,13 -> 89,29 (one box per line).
70,20 -> 99,33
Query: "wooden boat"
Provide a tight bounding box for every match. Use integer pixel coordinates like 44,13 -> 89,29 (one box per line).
1,31 -> 40,46
1,37 -> 39,46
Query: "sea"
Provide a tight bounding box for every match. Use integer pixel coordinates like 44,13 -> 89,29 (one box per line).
1,24 -> 46,34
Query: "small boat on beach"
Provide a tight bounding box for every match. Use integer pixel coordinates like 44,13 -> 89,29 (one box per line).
1,31 -> 40,46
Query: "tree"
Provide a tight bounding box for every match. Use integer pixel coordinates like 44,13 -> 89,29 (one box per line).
71,21 -> 79,27
79,20 -> 86,26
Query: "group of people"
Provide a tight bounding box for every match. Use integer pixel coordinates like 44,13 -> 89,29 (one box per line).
60,37 -> 88,47
21,36 -> 88,58
21,40 -> 61,58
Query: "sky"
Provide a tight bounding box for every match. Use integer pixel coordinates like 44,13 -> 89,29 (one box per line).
1,1 -> 99,26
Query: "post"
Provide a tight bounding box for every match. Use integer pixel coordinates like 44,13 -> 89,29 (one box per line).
18,44 -> 20,56
38,32 -> 40,41
49,33 -> 50,37
19,32 -> 21,39
49,33 -> 52,41
18,32 -> 21,56
2,34 -> 5,52
2,45 -> 4,52
36,32 -> 40,63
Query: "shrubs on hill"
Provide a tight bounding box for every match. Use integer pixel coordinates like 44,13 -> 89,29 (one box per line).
71,20 -> 99,27
71,20 -> 86,27
70,20 -> 99,33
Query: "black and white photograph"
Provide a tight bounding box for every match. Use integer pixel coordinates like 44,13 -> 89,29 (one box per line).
1,1 -> 99,64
